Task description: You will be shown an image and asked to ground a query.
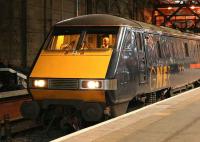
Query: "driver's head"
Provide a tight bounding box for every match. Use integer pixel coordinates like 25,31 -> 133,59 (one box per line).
103,37 -> 110,48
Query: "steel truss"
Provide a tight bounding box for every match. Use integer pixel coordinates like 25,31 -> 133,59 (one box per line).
153,0 -> 200,32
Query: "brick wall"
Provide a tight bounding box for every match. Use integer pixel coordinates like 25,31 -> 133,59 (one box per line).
0,0 -> 152,69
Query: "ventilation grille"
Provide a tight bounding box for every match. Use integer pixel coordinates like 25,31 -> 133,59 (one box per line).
48,79 -> 79,89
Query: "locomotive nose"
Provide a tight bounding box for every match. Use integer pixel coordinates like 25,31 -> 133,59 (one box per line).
81,103 -> 104,122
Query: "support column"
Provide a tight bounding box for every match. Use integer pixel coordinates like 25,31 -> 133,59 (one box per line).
20,0 -> 27,68
43,0 -> 47,39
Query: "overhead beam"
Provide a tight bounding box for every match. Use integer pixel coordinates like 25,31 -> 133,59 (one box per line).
160,5 -> 184,26
154,4 -> 200,8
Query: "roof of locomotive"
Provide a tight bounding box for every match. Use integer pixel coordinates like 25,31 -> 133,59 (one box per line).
55,14 -> 199,38
56,14 -> 142,28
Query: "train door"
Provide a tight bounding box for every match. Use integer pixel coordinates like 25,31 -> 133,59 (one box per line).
135,31 -> 148,84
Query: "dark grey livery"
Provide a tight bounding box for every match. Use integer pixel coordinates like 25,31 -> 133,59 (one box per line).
21,14 -> 200,127
61,14 -> 200,116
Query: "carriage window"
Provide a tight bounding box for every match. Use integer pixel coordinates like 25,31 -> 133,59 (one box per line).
198,44 -> 200,61
157,41 -> 162,58
184,43 -> 189,57
136,33 -> 143,51
171,42 -> 175,57
46,27 -> 118,51
165,40 -> 171,58
123,31 -> 132,50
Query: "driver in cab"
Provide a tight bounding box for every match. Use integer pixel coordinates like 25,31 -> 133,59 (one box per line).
102,37 -> 112,48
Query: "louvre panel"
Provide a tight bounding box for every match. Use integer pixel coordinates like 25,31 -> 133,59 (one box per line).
48,79 -> 79,89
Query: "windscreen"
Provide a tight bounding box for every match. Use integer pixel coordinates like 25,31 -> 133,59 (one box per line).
46,26 -> 119,51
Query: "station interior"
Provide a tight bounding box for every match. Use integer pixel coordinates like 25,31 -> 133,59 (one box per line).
1,0 -> 200,141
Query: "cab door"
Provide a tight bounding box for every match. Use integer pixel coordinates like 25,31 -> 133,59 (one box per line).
113,27 -> 138,102
135,31 -> 148,84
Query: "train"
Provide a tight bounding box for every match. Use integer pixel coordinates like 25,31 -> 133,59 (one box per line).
21,14 -> 200,130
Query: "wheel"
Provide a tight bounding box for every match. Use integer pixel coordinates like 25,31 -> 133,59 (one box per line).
41,110 -> 55,127
60,117 -> 75,133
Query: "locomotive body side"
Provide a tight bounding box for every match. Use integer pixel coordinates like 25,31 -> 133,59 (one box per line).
108,27 -> 200,115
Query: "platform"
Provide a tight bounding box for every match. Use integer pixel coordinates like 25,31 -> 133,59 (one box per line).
0,89 -> 28,99
52,87 -> 200,142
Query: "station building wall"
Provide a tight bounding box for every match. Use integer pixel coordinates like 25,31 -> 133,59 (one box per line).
0,0 -> 151,69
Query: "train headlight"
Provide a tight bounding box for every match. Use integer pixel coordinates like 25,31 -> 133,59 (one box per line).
87,81 -> 101,89
80,79 -> 117,90
81,80 -> 102,89
33,79 -> 47,88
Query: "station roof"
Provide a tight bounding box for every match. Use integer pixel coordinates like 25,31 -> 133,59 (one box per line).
154,0 -> 196,4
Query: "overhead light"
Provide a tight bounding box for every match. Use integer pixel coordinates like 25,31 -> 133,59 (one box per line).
174,0 -> 180,3
190,6 -> 195,9
168,7 -> 172,10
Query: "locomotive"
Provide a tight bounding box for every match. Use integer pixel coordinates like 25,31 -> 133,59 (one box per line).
21,14 -> 200,129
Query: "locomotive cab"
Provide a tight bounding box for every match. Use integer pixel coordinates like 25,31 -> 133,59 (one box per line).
21,14 -> 148,129
21,25 -> 129,123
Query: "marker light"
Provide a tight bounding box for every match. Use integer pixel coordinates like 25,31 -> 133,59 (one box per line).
34,80 -> 46,88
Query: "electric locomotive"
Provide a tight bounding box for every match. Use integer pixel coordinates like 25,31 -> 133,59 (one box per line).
21,14 -> 200,128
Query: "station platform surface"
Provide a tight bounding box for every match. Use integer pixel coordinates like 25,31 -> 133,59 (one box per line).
0,89 -> 28,99
52,87 -> 200,142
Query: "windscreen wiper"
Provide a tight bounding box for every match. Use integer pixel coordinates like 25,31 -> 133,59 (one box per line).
76,31 -> 86,51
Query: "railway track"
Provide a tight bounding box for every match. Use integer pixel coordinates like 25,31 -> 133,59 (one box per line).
0,91 -> 31,122
10,119 -> 68,142
0,118 -> 41,141
0,89 -> 35,141
0,93 -> 73,141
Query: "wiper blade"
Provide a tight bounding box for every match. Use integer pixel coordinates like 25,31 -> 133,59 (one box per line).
76,31 -> 86,50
